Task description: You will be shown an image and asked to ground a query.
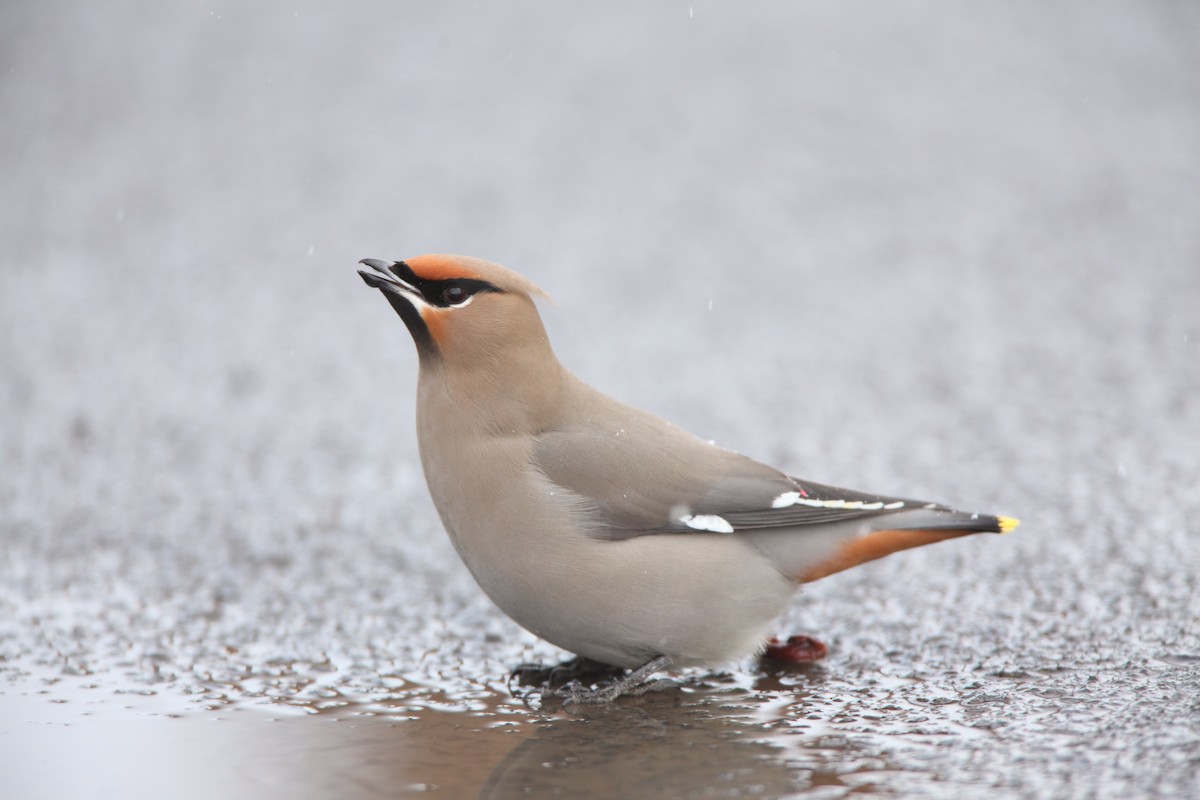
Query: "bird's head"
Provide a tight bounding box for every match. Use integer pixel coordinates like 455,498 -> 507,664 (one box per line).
357,254 -> 553,368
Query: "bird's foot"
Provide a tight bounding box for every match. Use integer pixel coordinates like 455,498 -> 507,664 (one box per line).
761,635 -> 828,664
509,656 -> 623,690
535,655 -> 674,705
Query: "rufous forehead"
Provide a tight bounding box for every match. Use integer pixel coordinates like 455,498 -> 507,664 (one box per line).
405,254 -> 482,282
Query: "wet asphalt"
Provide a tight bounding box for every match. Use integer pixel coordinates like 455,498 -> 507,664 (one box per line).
2,2 -> 1199,798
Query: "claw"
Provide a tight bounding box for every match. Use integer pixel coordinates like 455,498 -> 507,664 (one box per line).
509,655 -> 673,704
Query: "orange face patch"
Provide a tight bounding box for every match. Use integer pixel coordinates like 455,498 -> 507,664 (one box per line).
419,305 -> 451,346
406,254 -> 482,282
799,529 -> 962,583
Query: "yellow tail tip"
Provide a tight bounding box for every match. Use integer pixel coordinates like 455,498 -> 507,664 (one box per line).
998,516 -> 1021,533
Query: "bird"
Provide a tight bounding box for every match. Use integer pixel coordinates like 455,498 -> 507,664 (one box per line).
356,254 -> 1018,702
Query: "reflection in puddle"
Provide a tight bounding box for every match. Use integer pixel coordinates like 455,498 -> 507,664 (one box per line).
481,674 -> 915,799
486,694 -> 826,798
3,666 -> 907,799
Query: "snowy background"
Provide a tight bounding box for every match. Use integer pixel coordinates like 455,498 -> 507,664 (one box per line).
2,2 -> 1199,798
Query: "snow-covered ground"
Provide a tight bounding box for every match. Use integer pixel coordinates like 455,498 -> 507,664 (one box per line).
3,3 -> 1198,798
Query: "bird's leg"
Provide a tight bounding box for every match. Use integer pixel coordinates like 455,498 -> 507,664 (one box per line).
553,655 -> 674,704
761,635 -> 828,664
509,655 -> 622,689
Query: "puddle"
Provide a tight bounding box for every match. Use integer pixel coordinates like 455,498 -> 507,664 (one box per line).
1,670 -> 901,800
5,643 -> 1199,799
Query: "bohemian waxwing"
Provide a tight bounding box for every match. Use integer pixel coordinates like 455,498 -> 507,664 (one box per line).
357,254 -> 1018,701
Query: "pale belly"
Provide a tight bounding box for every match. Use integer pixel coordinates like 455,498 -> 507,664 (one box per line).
452,523 -> 797,669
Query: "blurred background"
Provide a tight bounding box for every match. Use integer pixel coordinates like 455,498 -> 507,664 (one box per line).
2,2 -> 1198,798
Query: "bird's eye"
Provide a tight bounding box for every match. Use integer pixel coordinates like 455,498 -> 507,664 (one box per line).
442,285 -> 468,305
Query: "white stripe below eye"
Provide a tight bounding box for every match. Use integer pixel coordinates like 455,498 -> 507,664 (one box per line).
374,276 -> 479,311
444,293 -> 477,309
377,280 -> 434,311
